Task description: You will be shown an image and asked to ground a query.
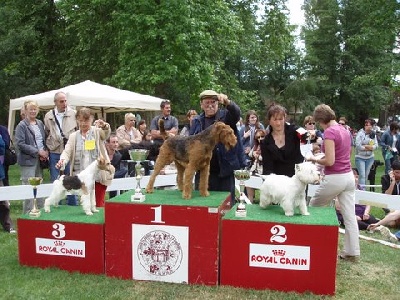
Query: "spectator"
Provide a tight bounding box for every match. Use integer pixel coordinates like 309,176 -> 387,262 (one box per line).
260,103 -> 305,177
335,168 -> 379,230
367,211 -> 400,243
137,119 -> 147,140
44,91 -> 78,205
338,116 -> 354,147
15,100 -> 49,214
0,133 -> 15,233
309,104 -> 359,261
142,130 -> 153,142
105,133 -> 127,198
116,113 -> 141,150
311,143 -> 325,177
379,121 -> 400,175
0,125 -> 11,186
303,115 -> 323,144
246,129 -> 266,202
189,90 -> 246,206
180,109 -> 198,137
239,110 -> 264,164
355,119 -> 378,188
56,107 -> 111,208
150,100 -> 179,144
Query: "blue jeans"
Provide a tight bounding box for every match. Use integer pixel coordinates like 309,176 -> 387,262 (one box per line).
49,152 -> 78,206
355,156 -> 375,187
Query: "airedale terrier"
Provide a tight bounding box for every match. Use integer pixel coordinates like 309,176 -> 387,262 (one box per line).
146,119 -> 237,199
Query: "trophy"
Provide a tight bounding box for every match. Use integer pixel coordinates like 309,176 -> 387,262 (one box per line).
28,177 -> 43,218
129,149 -> 149,202
234,169 -> 251,218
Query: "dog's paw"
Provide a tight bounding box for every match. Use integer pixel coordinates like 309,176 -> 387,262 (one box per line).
284,212 -> 294,217
85,211 -> 93,216
145,187 -> 154,194
44,208 -> 51,213
182,193 -> 192,200
200,191 -> 210,197
259,202 -> 267,209
302,212 -> 310,216
92,208 -> 99,213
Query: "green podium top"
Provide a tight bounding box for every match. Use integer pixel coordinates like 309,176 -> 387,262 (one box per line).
108,189 -> 230,208
18,206 -> 105,224
224,204 -> 339,226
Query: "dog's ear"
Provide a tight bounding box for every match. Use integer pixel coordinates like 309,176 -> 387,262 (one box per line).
81,183 -> 89,195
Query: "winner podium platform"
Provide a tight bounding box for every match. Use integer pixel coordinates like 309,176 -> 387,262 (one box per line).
18,206 -> 105,274
220,204 -> 339,295
105,189 -> 230,285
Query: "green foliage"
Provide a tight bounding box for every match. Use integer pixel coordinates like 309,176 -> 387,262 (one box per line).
303,0 -> 400,125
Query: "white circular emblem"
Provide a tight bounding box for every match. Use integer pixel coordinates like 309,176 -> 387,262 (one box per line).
137,230 -> 183,276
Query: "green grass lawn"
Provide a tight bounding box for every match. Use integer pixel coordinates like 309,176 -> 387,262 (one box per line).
1,151 -> 400,299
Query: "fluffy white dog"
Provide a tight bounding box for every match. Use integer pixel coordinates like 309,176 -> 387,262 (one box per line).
259,162 -> 320,216
44,157 -> 113,215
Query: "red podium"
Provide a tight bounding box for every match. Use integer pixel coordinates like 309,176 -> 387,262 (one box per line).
220,205 -> 339,295
105,189 -> 230,285
18,206 -> 105,274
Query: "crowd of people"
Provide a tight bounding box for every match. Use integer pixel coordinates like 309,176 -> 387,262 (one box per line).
1,90 -> 400,256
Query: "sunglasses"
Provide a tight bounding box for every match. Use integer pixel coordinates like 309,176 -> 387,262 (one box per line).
307,122 -> 315,125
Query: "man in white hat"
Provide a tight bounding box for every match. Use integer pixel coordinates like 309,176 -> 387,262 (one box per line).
190,90 -> 246,206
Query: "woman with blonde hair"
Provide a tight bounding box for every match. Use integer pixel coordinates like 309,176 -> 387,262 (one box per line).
15,100 -> 49,214
116,113 -> 141,150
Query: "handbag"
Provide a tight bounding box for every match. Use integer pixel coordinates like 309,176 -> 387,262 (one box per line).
385,150 -> 393,161
5,141 -> 17,166
26,124 -> 49,169
97,135 -> 115,186
39,158 -> 49,169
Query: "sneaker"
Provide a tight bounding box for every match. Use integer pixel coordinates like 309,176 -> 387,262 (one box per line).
338,254 -> 358,262
9,228 -> 16,234
378,226 -> 398,243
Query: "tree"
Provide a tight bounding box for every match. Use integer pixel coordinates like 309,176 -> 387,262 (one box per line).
0,0 -> 64,123
110,0 -> 243,112
303,0 -> 400,126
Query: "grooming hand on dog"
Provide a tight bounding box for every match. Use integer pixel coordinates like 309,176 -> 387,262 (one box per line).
44,156 -> 114,215
145,119 -> 237,199
259,162 -> 321,216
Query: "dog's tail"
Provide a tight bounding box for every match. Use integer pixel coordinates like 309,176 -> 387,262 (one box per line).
158,118 -> 169,140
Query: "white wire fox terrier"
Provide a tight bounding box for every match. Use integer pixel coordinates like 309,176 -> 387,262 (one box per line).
259,162 -> 321,216
44,157 -> 114,215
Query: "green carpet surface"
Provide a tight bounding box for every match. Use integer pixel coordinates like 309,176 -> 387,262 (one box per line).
224,204 -> 339,226
108,189 -> 229,207
18,205 -> 105,224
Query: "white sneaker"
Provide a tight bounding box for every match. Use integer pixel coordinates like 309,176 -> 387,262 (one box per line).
9,228 -> 16,234
379,226 -> 398,243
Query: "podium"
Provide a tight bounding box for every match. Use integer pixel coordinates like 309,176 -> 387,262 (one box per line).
18,206 -> 105,274
105,189 -> 230,285
220,205 -> 339,295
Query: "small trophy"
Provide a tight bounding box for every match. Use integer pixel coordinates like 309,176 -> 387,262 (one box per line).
234,169 -> 251,218
129,149 -> 149,202
28,177 -> 43,218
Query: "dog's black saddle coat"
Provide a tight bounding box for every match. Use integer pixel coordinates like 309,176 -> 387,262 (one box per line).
62,176 -> 82,190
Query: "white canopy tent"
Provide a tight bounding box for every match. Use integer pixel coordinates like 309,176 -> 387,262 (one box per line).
8,80 -> 164,137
